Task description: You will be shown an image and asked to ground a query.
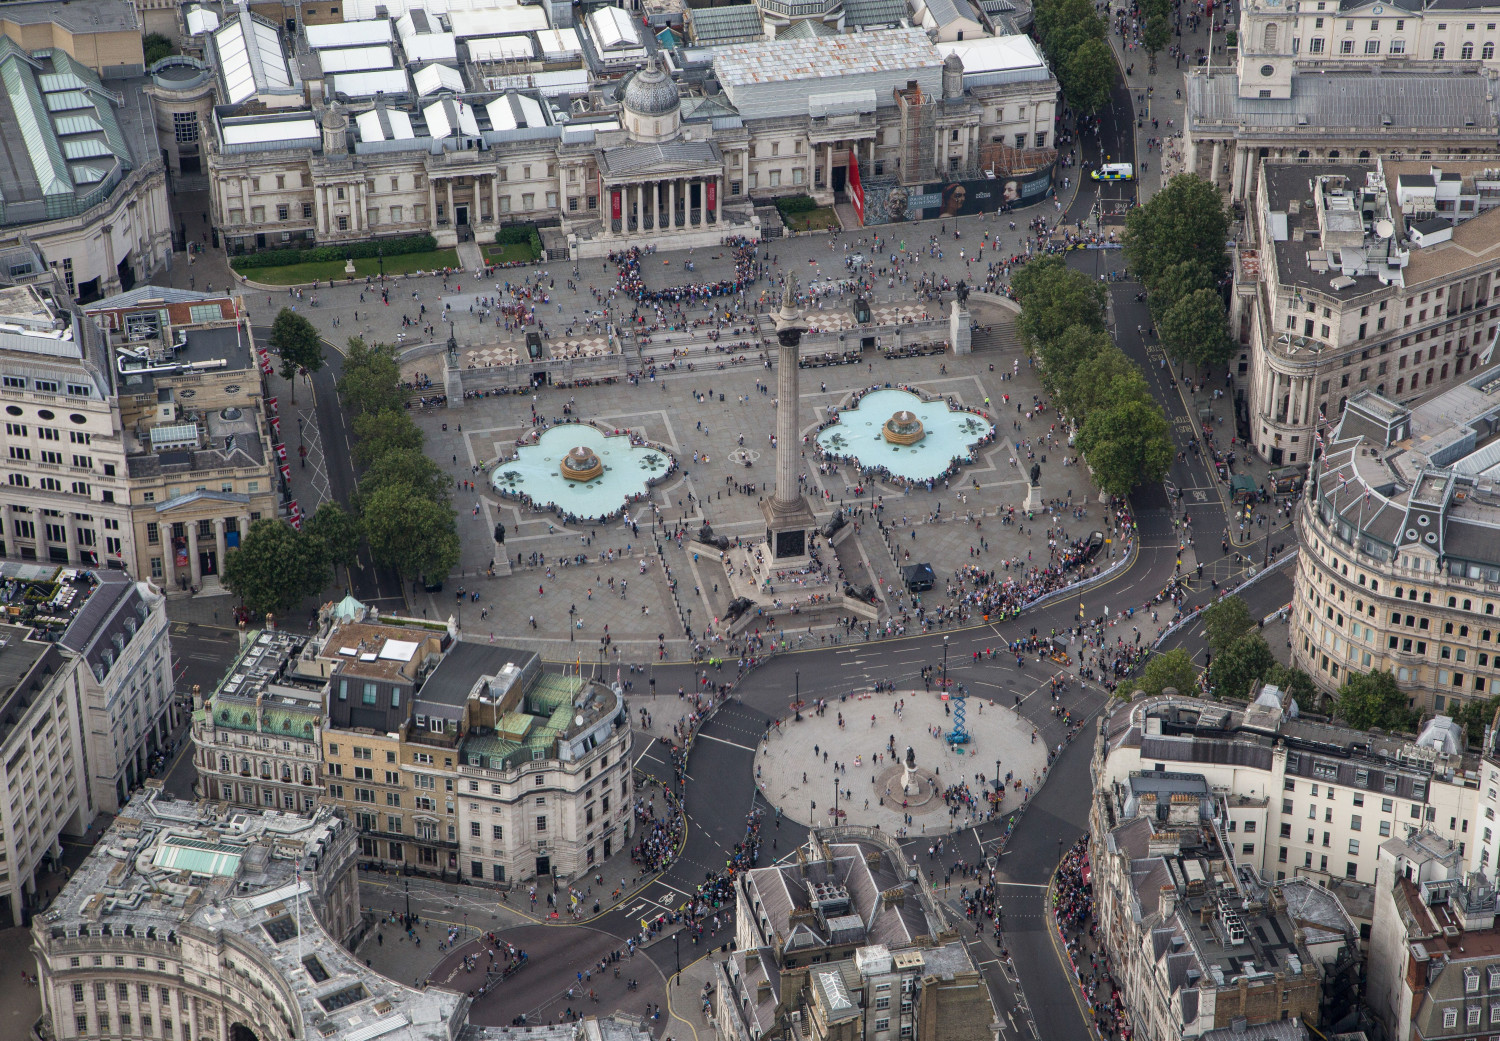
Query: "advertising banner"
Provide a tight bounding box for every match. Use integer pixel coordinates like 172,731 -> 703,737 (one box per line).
858,163 -> 1056,226
706,180 -> 716,213
611,190 -> 622,221
174,539 -> 188,569
848,147 -> 865,226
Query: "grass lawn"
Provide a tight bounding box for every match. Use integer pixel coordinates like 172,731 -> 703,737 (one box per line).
781,206 -> 840,232
484,242 -> 541,264
235,249 -> 461,286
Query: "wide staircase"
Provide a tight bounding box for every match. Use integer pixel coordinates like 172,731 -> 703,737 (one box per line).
969,321 -> 1024,353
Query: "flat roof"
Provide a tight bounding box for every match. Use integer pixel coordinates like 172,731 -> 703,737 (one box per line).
0,0 -> 139,34
713,26 -> 939,87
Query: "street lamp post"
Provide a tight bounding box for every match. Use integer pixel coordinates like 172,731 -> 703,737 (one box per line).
674,929 -> 681,983
404,878 -> 411,923
942,635 -> 949,690
794,670 -> 801,722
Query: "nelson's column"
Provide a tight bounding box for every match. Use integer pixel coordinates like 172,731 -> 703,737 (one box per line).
761,277 -> 817,561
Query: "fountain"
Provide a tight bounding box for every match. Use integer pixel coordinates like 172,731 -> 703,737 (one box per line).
882,410 -> 925,445
559,446 -> 604,482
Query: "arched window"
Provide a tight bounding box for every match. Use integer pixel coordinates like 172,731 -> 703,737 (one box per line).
1462,42 -> 1475,59
1396,377 -> 1405,394
220,755 -> 230,773
1435,42 -> 1446,59
1358,150 -> 1372,161
240,758 -> 250,774
1485,42 -> 1495,59
1442,363 -> 1450,379
1427,368 -> 1436,386
1264,22 -> 1280,50
1328,150 -> 1341,160
281,764 -> 291,781
302,767 -> 312,784
1298,149 -> 1311,160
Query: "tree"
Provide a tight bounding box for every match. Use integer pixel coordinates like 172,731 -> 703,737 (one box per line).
222,518 -> 331,617
362,484 -> 461,583
1334,669 -> 1413,732
351,409 -> 424,467
1136,648 -> 1198,698
1159,288 -> 1234,372
1201,595 -> 1256,658
1147,258 -> 1217,324
337,338 -> 407,417
1076,396 -> 1173,497
1011,258 -> 1105,354
1064,39 -> 1116,116
143,33 -> 174,66
1058,344 -> 1150,424
1124,175 -> 1231,291
1034,0 -> 1100,47
1206,632 -> 1278,700
304,501 -> 362,570
358,448 -> 452,506
268,308 -> 325,403
1143,14 -> 1171,54
1452,696 -> 1500,748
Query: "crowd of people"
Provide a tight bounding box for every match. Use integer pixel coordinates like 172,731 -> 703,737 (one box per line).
610,237 -> 761,306
1054,836 -> 1131,1041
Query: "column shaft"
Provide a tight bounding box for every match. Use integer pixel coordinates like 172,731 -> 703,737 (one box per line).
667,181 -> 676,230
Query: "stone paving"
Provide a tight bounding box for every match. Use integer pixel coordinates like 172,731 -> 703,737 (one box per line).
754,686 -> 1048,833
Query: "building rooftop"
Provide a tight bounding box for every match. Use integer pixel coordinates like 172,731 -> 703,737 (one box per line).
740,834 -> 947,957
318,621 -> 444,684
0,38 -> 155,226
1187,66 -> 1500,139
713,26 -> 940,89
57,568 -> 155,681
0,0 -> 140,36
1314,361 -> 1500,569
35,787 -> 466,1041
201,629 -> 326,738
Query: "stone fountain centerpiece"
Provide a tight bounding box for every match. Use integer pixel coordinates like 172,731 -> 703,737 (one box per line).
560,446 -> 604,482
883,410 -> 925,445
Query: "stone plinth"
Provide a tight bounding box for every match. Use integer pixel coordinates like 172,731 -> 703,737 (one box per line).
950,300 -> 972,354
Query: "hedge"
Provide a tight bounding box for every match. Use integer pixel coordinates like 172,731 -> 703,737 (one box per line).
231,234 -> 438,271
495,225 -> 543,252
775,195 -> 818,216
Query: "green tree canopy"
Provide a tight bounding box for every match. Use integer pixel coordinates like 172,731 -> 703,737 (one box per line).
1453,696 -> 1500,749
268,308 -> 325,403
362,484 -> 461,582
1064,39 -> 1116,115
1012,260 -> 1105,355
1143,13 -> 1171,53
1201,595 -> 1256,658
337,337 -> 407,417
1159,288 -> 1234,372
1335,669 -> 1414,732
1058,344 -> 1150,423
222,518 -> 331,617
143,33 -> 174,65
358,448 -> 452,506
351,409 -> 424,467
1136,648 -> 1199,698
1124,175 -> 1231,291
304,501 -> 362,570
1076,396 -> 1174,497
1147,258 -> 1218,324
1206,632 -> 1279,701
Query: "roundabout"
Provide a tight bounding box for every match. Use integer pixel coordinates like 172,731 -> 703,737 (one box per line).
754,686 -> 1047,832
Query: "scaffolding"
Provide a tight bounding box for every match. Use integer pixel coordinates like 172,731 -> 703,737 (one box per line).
893,81 -> 934,186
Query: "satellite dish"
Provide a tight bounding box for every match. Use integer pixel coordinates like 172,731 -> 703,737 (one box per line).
575,713 -> 585,727
1374,219 -> 1394,239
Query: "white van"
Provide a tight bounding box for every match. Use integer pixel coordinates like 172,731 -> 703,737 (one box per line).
1091,163 -> 1135,182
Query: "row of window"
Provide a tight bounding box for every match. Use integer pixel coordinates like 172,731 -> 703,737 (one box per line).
0,375 -> 93,397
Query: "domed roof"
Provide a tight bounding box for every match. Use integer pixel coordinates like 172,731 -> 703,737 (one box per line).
943,52 -> 963,70
622,56 -> 680,117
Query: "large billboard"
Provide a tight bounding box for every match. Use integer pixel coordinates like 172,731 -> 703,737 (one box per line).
855,164 -> 1056,226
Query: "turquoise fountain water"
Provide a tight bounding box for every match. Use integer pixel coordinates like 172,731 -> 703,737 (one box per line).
816,388 -> 994,483
491,424 -> 674,520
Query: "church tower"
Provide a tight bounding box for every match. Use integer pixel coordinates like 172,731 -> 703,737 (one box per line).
1237,0 -> 1296,100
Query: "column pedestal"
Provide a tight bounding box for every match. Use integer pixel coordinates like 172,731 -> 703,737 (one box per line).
949,300 -> 972,355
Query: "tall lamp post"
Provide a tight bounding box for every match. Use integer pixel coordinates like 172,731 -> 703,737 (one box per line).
942,635 -> 949,690
794,670 -> 802,722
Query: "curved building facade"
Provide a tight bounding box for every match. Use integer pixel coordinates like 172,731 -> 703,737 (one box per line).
1291,374 -> 1500,714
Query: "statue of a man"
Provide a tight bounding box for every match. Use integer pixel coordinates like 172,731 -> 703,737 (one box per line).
1029,462 -> 1041,487
956,280 -> 969,305
904,746 -> 916,769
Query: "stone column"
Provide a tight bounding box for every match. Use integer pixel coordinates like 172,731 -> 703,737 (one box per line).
824,144 -> 833,192
446,179 -> 456,226
64,516 -> 78,564
652,181 -> 660,230
636,183 -> 644,232
491,174 -> 500,223
313,184 -> 326,237
240,516 -> 252,550
1211,140 -> 1224,188
428,178 -> 438,229
214,517 -> 227,575
715,176 -> 723,223
667,180 -> 676,230
187,524 -> 201,587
